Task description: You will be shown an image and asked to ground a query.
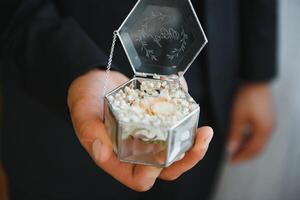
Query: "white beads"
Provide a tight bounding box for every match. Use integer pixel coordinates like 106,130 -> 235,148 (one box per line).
123,117 -> 130,122
155,82 -> 162,88
181,100 -> 189,107
189,103 -> 199,111
182,108 -> 190,115
107,79 -> 198,128
113,100 -> 120,107
108,95 -> 115,102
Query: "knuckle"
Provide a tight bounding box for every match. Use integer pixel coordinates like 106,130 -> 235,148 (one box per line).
79,122 -> 92,141
76,122 -> 99,149
69,96 -> 86,113
79,120 -> 101,140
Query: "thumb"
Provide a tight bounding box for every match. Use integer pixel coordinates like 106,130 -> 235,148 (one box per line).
70,96 -> 113,163
68,70 -> 130,165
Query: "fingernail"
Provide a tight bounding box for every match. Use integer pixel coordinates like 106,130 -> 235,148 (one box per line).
227,141 -> 238,156
175,153 -> 185,161
178,153 -> 185,160
203,129 -> 213,148
92,139 -> 103,162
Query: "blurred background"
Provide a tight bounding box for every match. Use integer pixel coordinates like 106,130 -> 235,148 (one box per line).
213,0 -> 300,199
0,0 -> 299,200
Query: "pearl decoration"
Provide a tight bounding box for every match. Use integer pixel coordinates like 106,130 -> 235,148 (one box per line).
107,79 -> 199,141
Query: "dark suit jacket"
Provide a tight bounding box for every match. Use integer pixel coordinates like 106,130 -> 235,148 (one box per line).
0,0 -> 277,199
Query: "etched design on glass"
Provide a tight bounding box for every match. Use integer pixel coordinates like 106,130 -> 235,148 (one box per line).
134,8 -> 189,63
166,28 -> 188,60
137,28 -> 157,61
135,12 -> 166,61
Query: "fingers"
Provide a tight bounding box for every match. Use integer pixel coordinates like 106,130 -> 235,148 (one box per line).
68,70 -> 164,191
100,126 -> 212,191
71,98 -> 162,191
130,165 -> 163,191
231,118 -> 273,163
226,83 -> 274,163
68,71 -> 129,163
71,99 -> 212,190
226,106 -> 247,158
159,127 -> 213,181
96,152 -> 162,192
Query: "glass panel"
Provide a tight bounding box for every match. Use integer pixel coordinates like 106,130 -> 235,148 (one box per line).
104,100 -> 119,153
118,0 -> 207,76
105,77 -> 200,167
118,122 -> 168,166
166,108 -> 200,165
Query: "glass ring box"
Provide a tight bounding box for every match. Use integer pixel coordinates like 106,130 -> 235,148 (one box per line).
104,0 -> 207,167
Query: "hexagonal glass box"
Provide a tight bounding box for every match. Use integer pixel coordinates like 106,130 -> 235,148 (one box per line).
104,0 -> 207,167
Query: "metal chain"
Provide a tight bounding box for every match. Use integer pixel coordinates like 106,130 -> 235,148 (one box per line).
101,31 -> 118,120
102,30 -> 118,97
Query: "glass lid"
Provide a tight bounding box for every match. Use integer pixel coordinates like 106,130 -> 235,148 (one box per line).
117,0 -> 207,77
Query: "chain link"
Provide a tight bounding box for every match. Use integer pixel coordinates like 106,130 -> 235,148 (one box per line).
102,30 -> 118,97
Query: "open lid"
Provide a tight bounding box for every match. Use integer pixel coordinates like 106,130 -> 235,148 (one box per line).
117,0 -> 207,78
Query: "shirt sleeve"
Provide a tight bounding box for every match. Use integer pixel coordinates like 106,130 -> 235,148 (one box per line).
239,0 -> 278,82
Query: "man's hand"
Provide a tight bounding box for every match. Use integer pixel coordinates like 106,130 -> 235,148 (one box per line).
68,69 -> 214,191
227,83 -> 274,163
